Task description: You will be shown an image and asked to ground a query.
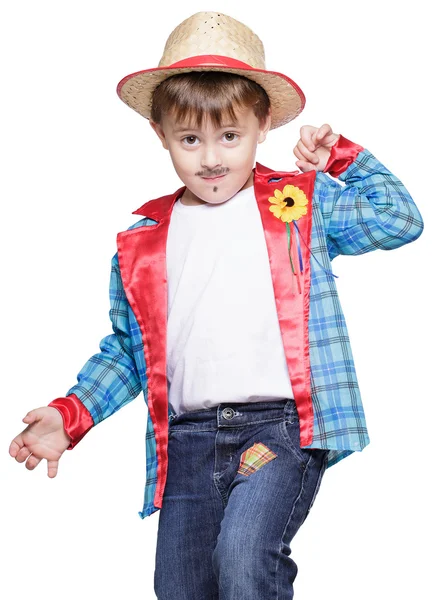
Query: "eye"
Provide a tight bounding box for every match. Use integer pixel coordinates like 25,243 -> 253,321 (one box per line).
223,132 -> 238,142
182,135 -> 199,145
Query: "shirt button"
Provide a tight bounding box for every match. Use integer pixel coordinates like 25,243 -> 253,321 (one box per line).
222,407 -> 236,420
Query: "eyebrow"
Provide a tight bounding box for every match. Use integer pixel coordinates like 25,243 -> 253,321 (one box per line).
173,123 -> 244,133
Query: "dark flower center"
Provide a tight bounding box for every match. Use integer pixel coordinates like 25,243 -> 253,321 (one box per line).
284,196 -> 295,207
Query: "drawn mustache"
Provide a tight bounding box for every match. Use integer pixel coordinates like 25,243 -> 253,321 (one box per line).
197,169 -> 229,178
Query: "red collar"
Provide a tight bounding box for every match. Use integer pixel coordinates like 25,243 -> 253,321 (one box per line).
131,162 -> 300,221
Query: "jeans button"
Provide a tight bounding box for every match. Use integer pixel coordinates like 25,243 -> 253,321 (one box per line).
222,407 -> 235,420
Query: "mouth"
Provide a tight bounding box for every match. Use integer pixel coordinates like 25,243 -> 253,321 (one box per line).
202,174 -> 227,182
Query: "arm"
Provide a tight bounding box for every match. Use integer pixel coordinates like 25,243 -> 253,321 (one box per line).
317,138 -> 423,258
48,251 -> 142,449
315,134 -> 424,260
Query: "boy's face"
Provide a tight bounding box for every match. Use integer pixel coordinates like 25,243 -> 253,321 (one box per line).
150,105 -> 271,206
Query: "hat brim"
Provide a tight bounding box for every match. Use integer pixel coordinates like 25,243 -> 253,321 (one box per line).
117,64 -> 306,130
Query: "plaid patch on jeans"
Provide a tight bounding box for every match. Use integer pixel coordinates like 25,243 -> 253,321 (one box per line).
238,442 -> 278,476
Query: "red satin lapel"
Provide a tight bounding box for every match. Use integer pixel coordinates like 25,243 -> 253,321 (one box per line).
254,168 -> 316,446
116,191 -> 181,509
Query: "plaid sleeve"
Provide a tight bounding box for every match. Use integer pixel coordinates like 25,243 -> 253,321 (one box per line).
314,147 -> 424,260
62,251 -> 142,425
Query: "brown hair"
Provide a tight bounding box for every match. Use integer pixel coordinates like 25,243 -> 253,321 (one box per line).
150,71 -> 270,129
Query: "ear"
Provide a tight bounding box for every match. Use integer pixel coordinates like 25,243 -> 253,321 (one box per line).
149,120 -> 169,150
257,109 -> 272,144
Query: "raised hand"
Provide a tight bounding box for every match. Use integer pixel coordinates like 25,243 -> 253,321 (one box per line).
293,124 -> 340,172
9,407 -> 72,478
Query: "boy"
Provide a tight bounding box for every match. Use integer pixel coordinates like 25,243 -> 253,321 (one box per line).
9,10 -> 424,599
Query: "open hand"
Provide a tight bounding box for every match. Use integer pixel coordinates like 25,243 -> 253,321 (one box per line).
293,124 -> 340,172
9,407 -> 72,478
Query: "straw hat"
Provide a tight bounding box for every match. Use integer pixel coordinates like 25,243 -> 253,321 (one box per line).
116,11 -> 306,130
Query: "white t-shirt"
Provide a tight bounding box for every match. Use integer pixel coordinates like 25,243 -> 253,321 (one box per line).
166,184 -> 294,415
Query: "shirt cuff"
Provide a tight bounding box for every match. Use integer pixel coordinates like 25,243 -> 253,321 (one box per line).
48,394 -> 94,450
323,134 -> 365,177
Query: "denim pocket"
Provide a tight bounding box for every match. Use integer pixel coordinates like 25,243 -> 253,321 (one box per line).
278,415 -> 309,465
279,402 -> 329,472
307,450 -> 329,512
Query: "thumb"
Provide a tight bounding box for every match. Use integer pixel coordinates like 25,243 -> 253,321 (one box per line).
22,409 -> 41,424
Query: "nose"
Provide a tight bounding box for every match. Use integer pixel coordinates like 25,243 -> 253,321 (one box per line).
200,143 -> 222,173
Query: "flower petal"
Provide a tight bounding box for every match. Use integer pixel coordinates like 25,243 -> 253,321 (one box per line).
274,189 -> 285,201
269,205 -> 284,219
294,193 -> 308,207
291,206 -> 307,220
280,209 -> 293,223
282,184 -> 297,198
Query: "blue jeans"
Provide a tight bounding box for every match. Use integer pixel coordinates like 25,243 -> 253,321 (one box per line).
154,398 -> 329,599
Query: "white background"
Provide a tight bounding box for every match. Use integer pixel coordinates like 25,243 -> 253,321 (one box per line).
1,1 -> 437,598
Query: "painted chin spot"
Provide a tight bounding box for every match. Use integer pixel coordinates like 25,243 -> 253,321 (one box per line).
213,186 -> 218,192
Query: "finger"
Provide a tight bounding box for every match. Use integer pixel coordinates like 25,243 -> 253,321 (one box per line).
294,145 -> 318,170
9,438 -> 24,457
297,140 -> 319,164
25,455 -> 43,471
293,145 -> 308,162
295,159 -> 316,173
15,446 -> 32,464
313,124 -> 332,145
300,125 -> 318,151
47,460 -> 59,478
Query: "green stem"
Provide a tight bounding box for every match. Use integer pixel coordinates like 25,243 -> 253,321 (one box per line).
286,222 -> 296,274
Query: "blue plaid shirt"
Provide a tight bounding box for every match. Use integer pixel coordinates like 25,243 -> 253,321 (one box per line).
63,145 -> 424,518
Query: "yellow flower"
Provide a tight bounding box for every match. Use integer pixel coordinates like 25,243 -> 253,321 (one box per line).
268,184 -> 308,223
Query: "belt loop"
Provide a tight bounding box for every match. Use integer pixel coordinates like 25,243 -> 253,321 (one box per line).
284,398 -> 295,422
